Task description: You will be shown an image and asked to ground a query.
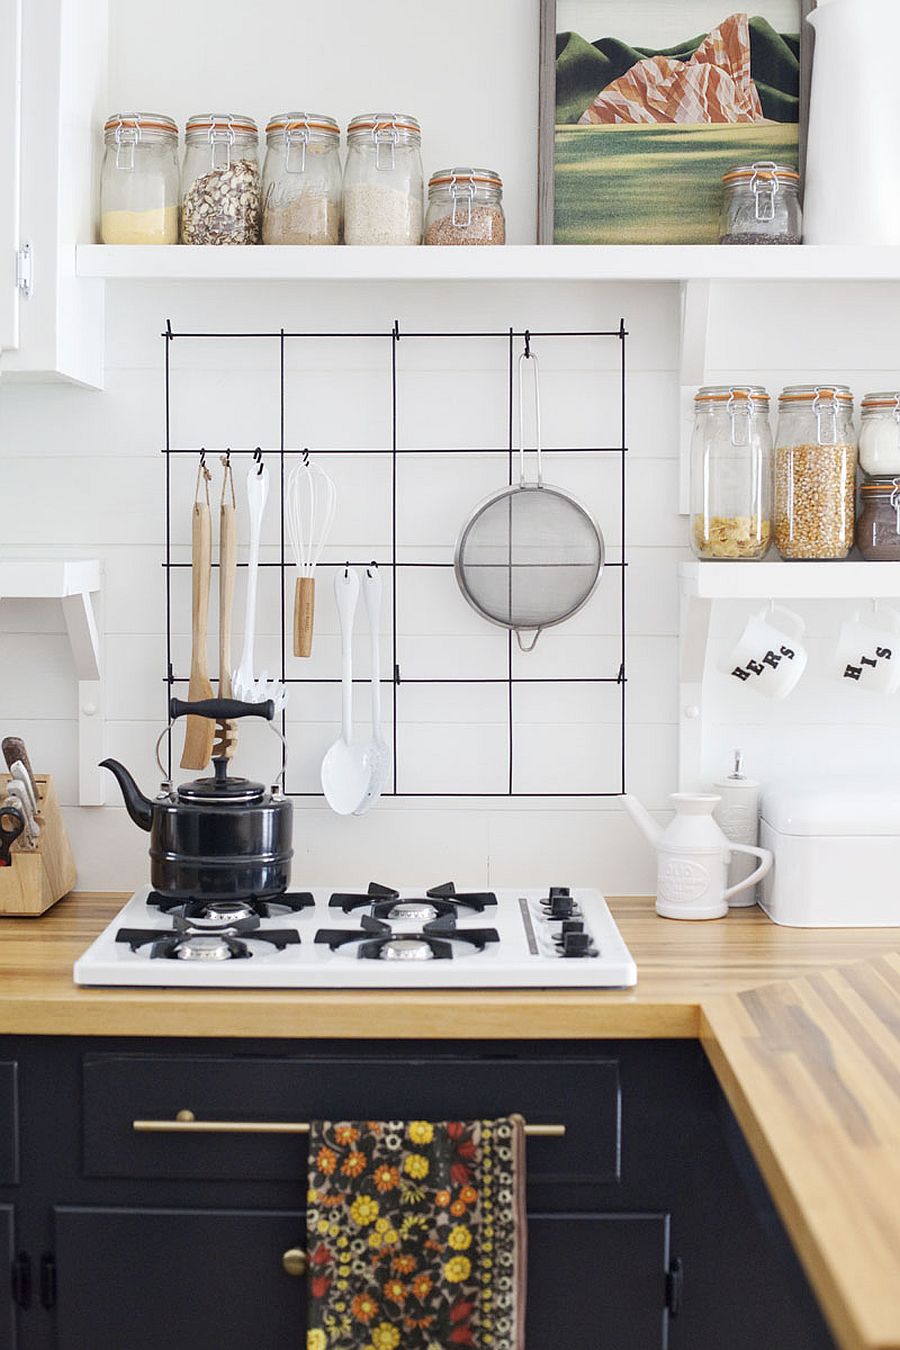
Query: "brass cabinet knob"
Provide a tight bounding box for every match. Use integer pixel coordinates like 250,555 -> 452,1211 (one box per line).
282,1248 -> 308,1278
175,1109 -> 196,1122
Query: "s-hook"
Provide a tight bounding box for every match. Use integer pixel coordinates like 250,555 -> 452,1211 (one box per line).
253,446 -> 264,475
524,329 -> 532,359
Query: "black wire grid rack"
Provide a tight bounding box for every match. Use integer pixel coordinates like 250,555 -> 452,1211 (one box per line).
162,316 -> 628,798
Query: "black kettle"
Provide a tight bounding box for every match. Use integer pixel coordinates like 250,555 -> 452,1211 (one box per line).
102,698 -> 293,900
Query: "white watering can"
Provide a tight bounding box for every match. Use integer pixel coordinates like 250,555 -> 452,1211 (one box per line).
804,0 -> 900,244
623,794 -> 773,921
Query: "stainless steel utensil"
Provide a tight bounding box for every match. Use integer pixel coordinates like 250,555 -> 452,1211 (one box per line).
232,456 -> 288,714
454,350 -> 604,651
320,567 -> 370,816
354,563 -> 391,815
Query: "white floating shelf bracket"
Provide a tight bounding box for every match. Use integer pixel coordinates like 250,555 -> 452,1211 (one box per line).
0,558 -> 104,805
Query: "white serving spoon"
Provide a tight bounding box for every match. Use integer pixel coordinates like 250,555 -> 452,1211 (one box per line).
232,459 -> 288,714
321,567 -> 370,815
354,564 -> 391,815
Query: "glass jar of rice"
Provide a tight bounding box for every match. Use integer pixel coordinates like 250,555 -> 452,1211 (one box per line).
343,113 -> 423,245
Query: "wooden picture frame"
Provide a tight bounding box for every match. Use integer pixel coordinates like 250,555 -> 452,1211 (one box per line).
538,1 -> 817,243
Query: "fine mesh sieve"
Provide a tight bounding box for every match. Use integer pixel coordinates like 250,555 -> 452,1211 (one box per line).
454,350 -> 604,651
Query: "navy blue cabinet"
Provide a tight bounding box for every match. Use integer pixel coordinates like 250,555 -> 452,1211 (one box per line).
0,1207 -> 15,1350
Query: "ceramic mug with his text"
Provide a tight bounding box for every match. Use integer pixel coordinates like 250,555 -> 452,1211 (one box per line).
726,604 -> 807,700
834,603 -> 900,694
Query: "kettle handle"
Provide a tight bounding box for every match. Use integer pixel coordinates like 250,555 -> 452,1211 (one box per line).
722,844 -> 773,904
169,697 -> 275,723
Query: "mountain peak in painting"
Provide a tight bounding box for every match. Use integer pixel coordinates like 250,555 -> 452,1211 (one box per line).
556,13 -> 799,124
578,13 -> 763,125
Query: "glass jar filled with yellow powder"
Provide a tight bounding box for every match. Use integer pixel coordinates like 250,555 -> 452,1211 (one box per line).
101,113 -> 179,244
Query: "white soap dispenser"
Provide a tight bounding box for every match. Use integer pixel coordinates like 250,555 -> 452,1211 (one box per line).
714,750 -> 761,908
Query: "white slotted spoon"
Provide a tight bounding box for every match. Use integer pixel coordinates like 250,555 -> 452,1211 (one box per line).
232,457 -> 288,714
354,563 -> 391,815
320,566 -> 370,815
286,452 -> 337,658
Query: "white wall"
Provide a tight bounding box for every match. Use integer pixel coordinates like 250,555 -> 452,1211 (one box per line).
0,2 -> 897,896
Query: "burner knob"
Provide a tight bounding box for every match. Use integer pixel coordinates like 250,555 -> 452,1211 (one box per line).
549,886 -> 571,899
561,919 -> 584,935
562,931 -> 592,958
548,894 -> 575,919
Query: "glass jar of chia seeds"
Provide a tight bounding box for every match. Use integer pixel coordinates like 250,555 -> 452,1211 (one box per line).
343,113 -> 423,245
182,114 -> 261,245
719,162 -> 802,245
424,168 -> 505,245
690,386 -> 773,560
857,479 -> 900,560
262,113 -> 342,245
774,385 -> 857,560
100,113 -> 180,244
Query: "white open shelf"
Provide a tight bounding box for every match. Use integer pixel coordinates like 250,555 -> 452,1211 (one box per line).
680,560 -> 900,601
75,243 -> 900,284
0,558 -> 104,806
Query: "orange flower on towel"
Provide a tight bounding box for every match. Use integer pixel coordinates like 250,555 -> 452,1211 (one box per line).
334,1124 -> 360,1146
382,1278 -> 407,1304
411,1273 -> 433,1301
435,1189 -> 451,1207
341,1151 -> 367,1178
316,1146 -> 338,1175
459,1185 -> 477,1206
373,1164 -> 400,1193
351,1292 -> 378,1324
391,1254 -> 416,1275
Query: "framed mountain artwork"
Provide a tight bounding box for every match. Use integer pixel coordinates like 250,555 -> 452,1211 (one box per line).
538,2 -> 815,243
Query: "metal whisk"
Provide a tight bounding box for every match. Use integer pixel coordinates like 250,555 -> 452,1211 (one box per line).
287,451 -> 337,657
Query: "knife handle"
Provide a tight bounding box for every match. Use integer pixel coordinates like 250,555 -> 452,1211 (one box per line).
1,738 -> 37,794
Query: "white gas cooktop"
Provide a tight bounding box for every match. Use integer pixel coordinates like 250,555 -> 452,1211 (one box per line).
73,883 -> 637,989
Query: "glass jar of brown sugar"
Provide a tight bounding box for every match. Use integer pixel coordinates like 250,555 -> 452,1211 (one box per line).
857,479 -> 900,560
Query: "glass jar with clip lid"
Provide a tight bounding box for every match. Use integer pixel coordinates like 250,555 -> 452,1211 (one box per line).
100,113 -> 179,244
181,113 -> 261,245
719,161 -> 802,245
343,112 -> 423,245
774,384 -> 857,559
262,112 -> 342,245
425,168 -> 506,245
690,385 -> 773,560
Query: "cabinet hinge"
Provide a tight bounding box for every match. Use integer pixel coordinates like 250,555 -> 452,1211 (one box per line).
16,241 -> 32,297
10,1251 -> 31,1310
39,1253 -> 56,1310
666,1256 -> 684,1317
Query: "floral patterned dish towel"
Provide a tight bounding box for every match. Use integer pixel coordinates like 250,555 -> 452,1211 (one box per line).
306,1117 -> 526,1350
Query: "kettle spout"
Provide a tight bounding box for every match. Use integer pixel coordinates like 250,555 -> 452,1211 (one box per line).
621,793 -> 664,851
100,759 -> 153,832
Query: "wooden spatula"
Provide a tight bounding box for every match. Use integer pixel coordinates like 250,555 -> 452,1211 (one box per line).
213,459 -> 238,760
181,467 -> 215,771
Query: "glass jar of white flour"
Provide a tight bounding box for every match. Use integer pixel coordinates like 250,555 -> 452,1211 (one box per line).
859,393 -> 900,476
343,113 -> 423,245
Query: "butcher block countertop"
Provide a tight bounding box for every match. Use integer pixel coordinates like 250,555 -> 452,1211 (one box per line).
1,892 -> 900,1350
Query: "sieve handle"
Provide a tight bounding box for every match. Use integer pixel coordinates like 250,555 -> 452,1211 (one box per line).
518,350 -> 543,487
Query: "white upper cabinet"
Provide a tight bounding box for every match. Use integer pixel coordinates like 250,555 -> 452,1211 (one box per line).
1,0 -> 105,388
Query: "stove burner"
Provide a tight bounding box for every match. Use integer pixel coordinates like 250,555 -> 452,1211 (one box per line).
315,912 -> 500,962
379,938 -> 435,962
329,881 -> 498,917
188,900 -> 257,927
147,890 -> 315,921
175,935 -> 236,962
387,901 -> 439,923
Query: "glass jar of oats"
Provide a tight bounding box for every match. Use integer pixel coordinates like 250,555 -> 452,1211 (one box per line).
775,385 -> 857,560
182,114 -> 261,245
343,113 -> 423,245
262,113 -> 342,244
690,386 -> 772,560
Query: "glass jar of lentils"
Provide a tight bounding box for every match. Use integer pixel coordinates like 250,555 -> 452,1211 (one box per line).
262,112 -> 342,245
343,112 -> 423,245
774,385 -> 857,560
425,168 -> 506,245
181,114 -> 261,245
719,161 -> 802,245
690,385 -> 772,560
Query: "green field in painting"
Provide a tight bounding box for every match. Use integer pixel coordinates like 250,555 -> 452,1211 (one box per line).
554,123 -> 800,244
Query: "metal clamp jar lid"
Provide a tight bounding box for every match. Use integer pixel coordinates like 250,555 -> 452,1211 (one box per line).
265,112 -> 339,173
104,112 -> 178,169
347,112 -> 420,170
185,113 -> 258,168
779,383 -> 853,444
722,161 -> 799,221
695,385 -> 770,446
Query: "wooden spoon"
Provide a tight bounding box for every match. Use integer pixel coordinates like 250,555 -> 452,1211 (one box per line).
181,468 -> 215,771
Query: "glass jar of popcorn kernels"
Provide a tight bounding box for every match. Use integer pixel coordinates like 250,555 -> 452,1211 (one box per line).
690,386 -> 773,560
774,385 -> 857,560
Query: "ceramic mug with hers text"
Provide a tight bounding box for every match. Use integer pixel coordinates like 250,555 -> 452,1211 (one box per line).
725,603 -> 807,700
834,602 -> 900,694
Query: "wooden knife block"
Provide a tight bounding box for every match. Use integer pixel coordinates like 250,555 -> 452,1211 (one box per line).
0,775 -> 76,916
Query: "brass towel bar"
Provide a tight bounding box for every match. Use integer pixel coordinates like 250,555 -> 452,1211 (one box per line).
133,1110 -> 565,1138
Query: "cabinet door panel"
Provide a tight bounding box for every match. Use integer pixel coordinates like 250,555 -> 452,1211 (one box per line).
527,1213 -> 670,1350
0,1206 -> 13,1350
54,1207 -> 305,1350
0,1063 -> 18,1184
0,0 -> 21,354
